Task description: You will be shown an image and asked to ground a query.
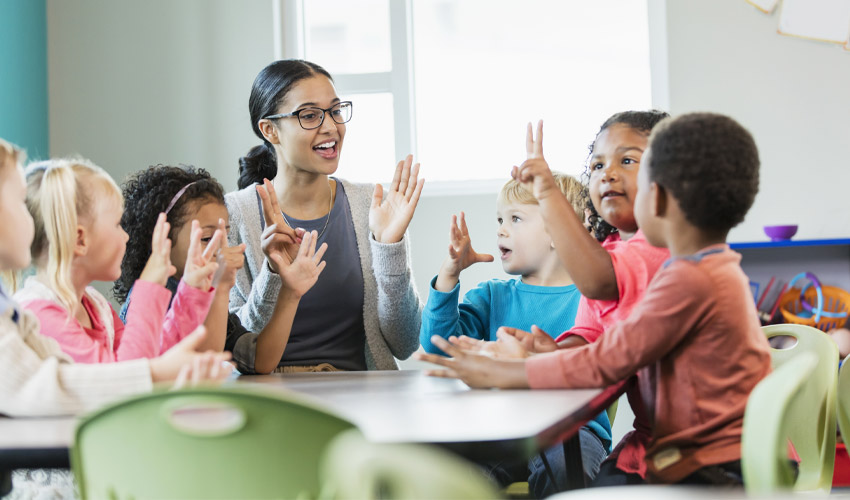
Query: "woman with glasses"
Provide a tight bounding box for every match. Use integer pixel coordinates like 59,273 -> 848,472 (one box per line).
225,59 -> 424,373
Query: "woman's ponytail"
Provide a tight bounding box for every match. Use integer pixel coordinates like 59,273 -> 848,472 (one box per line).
237,143 -> 277,189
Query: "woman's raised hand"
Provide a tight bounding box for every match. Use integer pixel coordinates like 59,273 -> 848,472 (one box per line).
182,220 -> 223,290
512,120 -> 559,201
369,155 -> 425,244
139,213 -> 177,286
270,230 -> 328,298
257,178 -> 304,274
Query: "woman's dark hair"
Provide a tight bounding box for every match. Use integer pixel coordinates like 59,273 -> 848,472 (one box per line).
580,109 -> 670,241
238,59 -> 333,189
113,165 -> 225,304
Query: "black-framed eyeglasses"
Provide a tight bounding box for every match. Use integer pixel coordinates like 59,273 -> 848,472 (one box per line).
264,101 -> 353,130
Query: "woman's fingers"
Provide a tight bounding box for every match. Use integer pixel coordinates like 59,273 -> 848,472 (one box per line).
389,160 -> 403,193
313,242 -> 328,264
256,183 -> 276,226
404,162 -> 420,199
397,155 -> 412,195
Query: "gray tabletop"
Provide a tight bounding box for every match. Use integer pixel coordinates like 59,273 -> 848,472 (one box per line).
0,370 -> 622,468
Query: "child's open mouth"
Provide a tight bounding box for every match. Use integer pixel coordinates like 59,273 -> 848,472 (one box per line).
313,140 -> 338,159
499,245 -> 512,260
601,190 -> 625,202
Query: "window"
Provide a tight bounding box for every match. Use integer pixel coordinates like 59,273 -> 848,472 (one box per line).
278,0 -> 652,191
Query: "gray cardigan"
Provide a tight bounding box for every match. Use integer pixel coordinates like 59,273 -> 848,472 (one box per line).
225,179 -> 422,371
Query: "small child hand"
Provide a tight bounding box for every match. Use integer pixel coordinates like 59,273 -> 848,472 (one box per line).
213,218 -> 245,290
498,325 -> 558,354
435,212 -> 494,292
149,326 -> 233,384
415,336 -> 530,389
450,335 -> 528,359
139,213 -> 177,286
512,120 -> 560,202
270,230 -> 328,299
182,220 -> 223,290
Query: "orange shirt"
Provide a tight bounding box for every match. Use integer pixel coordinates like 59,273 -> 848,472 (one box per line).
528,245 -> 771,483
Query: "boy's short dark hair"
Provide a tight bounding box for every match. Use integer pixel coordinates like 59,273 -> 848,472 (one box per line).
647,113 -> 759,232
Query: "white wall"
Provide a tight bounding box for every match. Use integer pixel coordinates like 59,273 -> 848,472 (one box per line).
660,0 -> 850,242
47,0 -> 274,191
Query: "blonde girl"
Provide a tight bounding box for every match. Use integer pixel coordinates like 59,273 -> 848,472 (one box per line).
13,158 -> 221,363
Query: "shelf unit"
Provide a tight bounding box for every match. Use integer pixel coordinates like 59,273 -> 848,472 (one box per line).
730,239 -> 850,325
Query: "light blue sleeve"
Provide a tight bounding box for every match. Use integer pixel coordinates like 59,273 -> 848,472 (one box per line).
419,277 -> 493,355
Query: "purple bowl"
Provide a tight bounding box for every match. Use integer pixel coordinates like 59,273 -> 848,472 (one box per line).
763,224 -> 798,241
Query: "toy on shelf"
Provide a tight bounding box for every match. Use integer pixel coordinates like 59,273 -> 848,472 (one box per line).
777,272 -> 850,332
755,276 -> 787,325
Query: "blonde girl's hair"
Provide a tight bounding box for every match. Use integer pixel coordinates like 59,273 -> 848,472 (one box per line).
498,172 -> 585,220
25,158 -> 123,313
0,138 -> 26,291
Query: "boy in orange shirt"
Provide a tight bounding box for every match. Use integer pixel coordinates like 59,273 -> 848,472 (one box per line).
418,112 -> 771,485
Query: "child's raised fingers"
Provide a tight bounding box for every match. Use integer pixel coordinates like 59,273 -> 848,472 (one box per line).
459,211 -> 469,235
202,229 -> 224,261
534,120 -> 544,158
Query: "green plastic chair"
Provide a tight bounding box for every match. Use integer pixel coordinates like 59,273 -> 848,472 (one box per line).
319,429 -> 501,500
71,386 -> 358,499
748,324 -> 839,492
742,352 -> 816,494
836,353 -> 850,465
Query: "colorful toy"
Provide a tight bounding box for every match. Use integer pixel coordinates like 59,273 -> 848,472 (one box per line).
778,272 -> 850,332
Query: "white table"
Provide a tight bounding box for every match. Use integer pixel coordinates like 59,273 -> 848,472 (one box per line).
0,370 -> 626,488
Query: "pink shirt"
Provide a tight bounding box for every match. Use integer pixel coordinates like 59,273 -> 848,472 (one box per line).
552,230 -> 669,478
528,245 -> 771,482
17,279 -> 213,363
557,230 -> 670,344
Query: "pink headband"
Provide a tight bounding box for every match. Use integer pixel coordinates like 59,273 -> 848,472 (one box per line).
164,181 -> 199,215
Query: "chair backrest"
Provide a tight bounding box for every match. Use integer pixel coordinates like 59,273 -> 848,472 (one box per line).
319,429 -> 500,500
759,324 -> 839,492
742,352 -> 817,494
71,386 -> 358,499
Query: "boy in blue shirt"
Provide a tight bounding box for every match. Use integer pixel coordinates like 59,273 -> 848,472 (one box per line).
420,173 -> 610,496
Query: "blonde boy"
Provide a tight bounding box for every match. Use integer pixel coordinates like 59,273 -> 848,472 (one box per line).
418,173 -> 609,495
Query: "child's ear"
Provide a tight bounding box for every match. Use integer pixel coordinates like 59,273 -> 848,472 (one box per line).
74,225 -> 88,257
258,119 -> 280,145
652,182 -> 668,218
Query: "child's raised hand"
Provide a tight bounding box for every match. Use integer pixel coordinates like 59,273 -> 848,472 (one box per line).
512,120 -> 560,201
257,178 -> 303,271
182,220 -> 223,290
440,212 -> 494,282
213,218 -> 245,289
139,213 -> 177,286
369,155 -> 425,244
269,230 -> 328,298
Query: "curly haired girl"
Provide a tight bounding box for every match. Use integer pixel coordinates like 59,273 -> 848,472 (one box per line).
116,165 -> 326,373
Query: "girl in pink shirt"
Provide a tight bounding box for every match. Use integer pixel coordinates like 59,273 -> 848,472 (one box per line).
13,158 -> 221,363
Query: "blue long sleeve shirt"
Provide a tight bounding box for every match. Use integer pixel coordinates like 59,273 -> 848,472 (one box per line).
420,276 -> 611,451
